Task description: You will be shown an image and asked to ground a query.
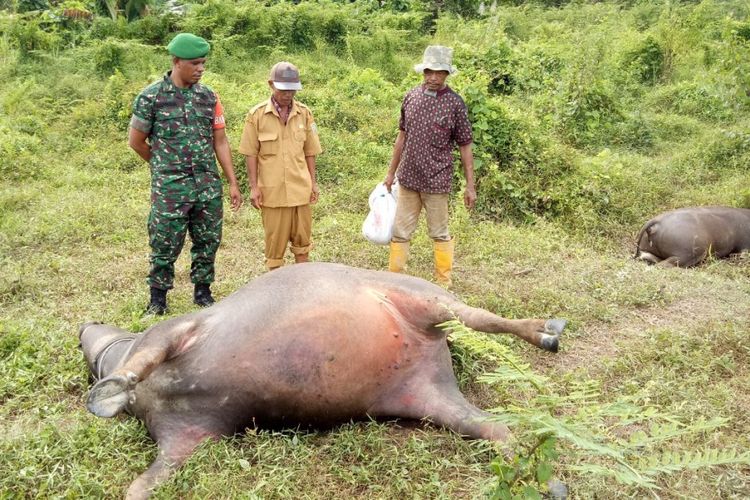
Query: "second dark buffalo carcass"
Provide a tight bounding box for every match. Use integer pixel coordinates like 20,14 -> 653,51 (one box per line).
80,263 -> 566,499
634,206 -> 750,267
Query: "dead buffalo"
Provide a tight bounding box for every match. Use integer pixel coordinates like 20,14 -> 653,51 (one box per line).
80,263 -> 566,499
634,206 -> 750,267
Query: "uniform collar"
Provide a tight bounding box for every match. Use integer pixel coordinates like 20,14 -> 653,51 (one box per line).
163,71 -> 202,94
421,84 -> 451,97
264,97 -> 300,118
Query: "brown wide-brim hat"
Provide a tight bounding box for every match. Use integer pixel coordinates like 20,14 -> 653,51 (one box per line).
414,45 -> 457,75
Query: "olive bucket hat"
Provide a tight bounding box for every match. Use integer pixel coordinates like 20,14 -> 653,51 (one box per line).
414,45 -> 457,75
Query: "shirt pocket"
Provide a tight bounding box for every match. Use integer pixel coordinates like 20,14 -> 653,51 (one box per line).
258,131 -> 279,157
293,121 -> 307,142
153,108 -> 185,139
431,113 -> 454,149
193,107 -> 214,137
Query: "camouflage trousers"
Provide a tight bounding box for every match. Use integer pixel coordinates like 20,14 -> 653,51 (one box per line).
147,196 -> 223,290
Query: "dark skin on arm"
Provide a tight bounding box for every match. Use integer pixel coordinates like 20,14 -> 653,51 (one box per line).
127,55 -> 242,211
383,131 -> 475,210
128,126 -> 242,211
383,67 -> 477,210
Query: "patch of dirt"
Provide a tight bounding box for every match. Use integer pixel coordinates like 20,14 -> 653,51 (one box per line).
535,282 -> 750,374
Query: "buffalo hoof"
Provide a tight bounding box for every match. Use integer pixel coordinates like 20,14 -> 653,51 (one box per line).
86,371 -> 137,418
541,319 -> 567,353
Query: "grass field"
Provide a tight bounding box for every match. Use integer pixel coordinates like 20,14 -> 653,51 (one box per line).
2,0 -> 750,498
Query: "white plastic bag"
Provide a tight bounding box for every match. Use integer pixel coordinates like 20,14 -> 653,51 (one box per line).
362,182 -> 399,245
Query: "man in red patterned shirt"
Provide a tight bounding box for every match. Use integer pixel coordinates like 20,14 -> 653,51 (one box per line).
384,45 -> 476,286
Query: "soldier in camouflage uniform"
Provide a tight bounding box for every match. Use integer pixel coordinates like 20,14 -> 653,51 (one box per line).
128,33 -> 242,315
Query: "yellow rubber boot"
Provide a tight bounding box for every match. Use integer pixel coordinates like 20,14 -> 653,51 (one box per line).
433,238 -> 455,286
388,241 -> 410,273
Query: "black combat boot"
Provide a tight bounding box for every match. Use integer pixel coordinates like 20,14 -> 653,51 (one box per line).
194,283 -> 215,307
145,287 -> 168,315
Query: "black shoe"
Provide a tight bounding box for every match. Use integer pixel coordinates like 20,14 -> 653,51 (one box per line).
145,287 -> 168,315
194,283 -> 215,307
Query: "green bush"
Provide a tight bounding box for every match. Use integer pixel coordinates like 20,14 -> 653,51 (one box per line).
346,28 -> 415,82
93,39 -> 125,76
455,41 -> 518,96
610,111 -> 655,152
8,18 -> 59,60
179,1 -> 356,55
124,12 -> 180,45
322,13 -> 349,48
513,43 -> 564,94
690,128 -> 750,171
0,127 -> 44,181
180,0 -> 239,41
87,16 -> 123,40
554,70 -> 623,148
103,69 -> 141,129
460,83 -> 574,222
621,35 -> 665,85
645,81 -> 732,122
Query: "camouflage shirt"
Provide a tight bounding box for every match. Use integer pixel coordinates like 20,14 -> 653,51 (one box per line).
130,72 -> 222,204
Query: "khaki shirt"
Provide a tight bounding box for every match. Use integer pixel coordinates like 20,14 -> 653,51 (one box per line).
239,99 -> 323,207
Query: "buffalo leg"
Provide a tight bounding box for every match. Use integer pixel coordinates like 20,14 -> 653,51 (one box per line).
370,360 -> 512,444
447,303 -> 566,352
87,317 -> 202,417
419,384 -> 512,443
657,257 -> 680,267
126,420 -> 221,500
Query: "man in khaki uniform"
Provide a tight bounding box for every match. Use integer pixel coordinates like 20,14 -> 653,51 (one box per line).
239,62 -> 323,270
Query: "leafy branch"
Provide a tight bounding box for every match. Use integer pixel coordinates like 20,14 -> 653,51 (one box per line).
440,318 -> 749,496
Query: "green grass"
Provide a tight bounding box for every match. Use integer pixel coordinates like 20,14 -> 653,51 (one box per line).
2,0 -> 750,498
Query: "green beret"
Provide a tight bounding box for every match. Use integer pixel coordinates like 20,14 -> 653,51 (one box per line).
167,33 -> 210,59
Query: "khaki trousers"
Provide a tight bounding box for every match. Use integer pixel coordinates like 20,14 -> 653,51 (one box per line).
261,205 -> 312,269
392,186 -> 450,242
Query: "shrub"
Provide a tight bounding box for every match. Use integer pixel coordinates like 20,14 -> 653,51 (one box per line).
735,24 -> 750,42
554,70 -> 623,148
289,7 -> 315,49
102,69 -> 141,130
322,14 -> 349,48
93,39 -> 125,76
346,28 -> 414,83
460,83 -> 574,222
621,35 -> 665,85
610,111 -> 655,152
8,18 -> 59,61
690,128 -> 750,171
17,0 -> 49,12
455,41 -> 518,96
179,0 -> 239,41
645,81 -> 732,122
513,43 -> 564,94
87,16 -> 123,41
124,12 -> 180,45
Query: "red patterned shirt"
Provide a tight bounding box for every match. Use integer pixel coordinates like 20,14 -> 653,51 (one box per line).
271,96 -> 292,125
396,85 -> 473,193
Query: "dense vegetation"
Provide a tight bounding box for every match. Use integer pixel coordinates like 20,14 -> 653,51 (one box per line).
1,0 -> 749,498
